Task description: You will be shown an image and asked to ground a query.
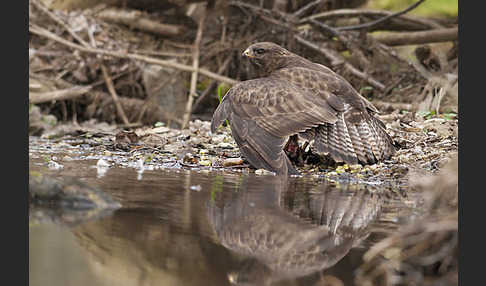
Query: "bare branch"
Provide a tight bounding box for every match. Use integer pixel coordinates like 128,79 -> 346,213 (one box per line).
101,64 -> 130,125
301,8 -> 442,30
371,27 -> 458,46
372,100 -> 414,112
192,56 -> 232,112
96,8 -> 186,37
29,86 -> 92,104
295,35 -> 385,91
31,0 -> 90,47
308,19 -> 340,37
336,0 -> 427,31
182,10 -> 206,129
29,25 -> 239,85
293,0 -> 322,18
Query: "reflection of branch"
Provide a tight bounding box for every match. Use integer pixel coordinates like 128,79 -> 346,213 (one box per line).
336,0 -> 427,31
29,25 -> 239,85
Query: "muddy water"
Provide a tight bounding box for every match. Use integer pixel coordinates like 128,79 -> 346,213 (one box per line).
29,154 -> 419,286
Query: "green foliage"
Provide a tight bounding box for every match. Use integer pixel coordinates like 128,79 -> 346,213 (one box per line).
441,112 -> 457,120
144,154 -> 154,163
30,171 -> 42,178
217,83 -> 231,126
217,83 -> 230,103
197,78 -> 213,92
341,50 -> 352,58
359,86 -> 373,93
41,115 -> 57,126
417,110 -> 436,120
367,0 -> 457,18
210,175 -> 224,201
359,86 -> 374,99
416,110 -> 457,121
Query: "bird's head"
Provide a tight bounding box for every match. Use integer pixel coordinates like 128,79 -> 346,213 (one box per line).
242,42 -> 292,76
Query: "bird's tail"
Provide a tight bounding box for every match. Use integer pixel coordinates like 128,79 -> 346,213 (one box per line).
313,113 -> 395,165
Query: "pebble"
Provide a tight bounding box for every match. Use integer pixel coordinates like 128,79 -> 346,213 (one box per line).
217,142 -> 234,149
223,157 -> 244,167
255,169 -> 275,175
211,135 -> 226,144
183,153 -> 197,164
349,164 -> 362,172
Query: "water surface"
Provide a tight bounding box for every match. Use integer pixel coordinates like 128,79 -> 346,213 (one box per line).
29,156 -> 418,286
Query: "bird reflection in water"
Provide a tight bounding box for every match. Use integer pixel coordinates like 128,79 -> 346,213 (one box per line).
207,175 -> 383,285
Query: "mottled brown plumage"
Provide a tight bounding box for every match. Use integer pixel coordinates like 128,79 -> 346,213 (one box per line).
211,42 -> 395,175
207,176 -> 383,285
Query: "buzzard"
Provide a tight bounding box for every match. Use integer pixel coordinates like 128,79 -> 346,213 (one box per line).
211,42 -> 395,175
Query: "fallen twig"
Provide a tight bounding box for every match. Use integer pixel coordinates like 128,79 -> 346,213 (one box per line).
128,50 -> 192,58
371,27 -> 458,46
29,85 -> 92,104
293,0 -> 323,18
94,92 -> 184,125
300,8 -> 443,30
308,19 -> 340,37
295,35 -> 385,91
96,8 -> 186,37
100,64 -> 130,125
192,55 -> 232,112
29,24 -> 239,85
336,0 -> 427,31
31,0 -> 90,47
372,100 -> 414,112
230,1 -> 290,23
182,10 -> 206,129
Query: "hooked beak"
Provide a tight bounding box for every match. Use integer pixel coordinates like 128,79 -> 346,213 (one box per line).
242,48 -> 253,58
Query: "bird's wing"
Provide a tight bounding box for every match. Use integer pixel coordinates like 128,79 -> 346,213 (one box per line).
228,110 -> 299,175
212,77 -> 341,138
270,66 -> 394,164
275,66 -> 379,113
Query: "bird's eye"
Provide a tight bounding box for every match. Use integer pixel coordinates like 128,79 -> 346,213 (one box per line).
254,48 -> 265,55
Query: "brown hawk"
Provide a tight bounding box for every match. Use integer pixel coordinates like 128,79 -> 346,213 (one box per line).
211,42 -> 396,175
207,175 -> 383,284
